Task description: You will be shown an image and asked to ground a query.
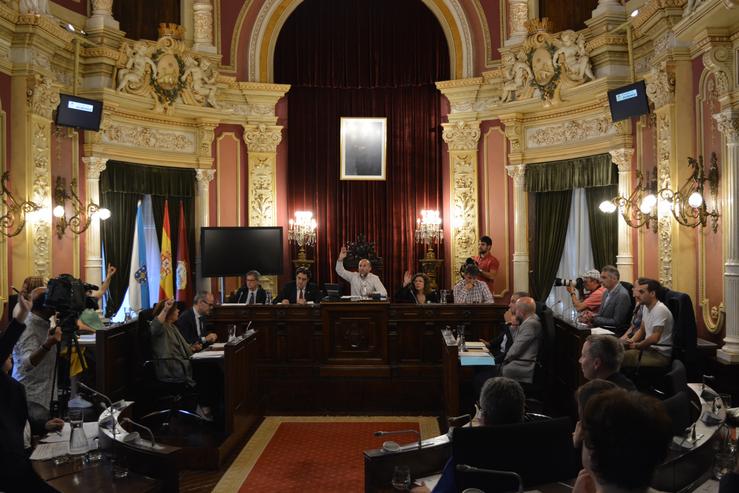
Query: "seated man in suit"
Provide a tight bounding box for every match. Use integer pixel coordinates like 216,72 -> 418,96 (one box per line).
412,377 -> 525,493
501,297 -> 541,384
176,291 -> 218,350
621,278 -> 673,368
577,389 -> 672,493
580,265 -> 632,334
579,335 -> 635,391
230,270 -> 267,304
275,267 -> 322,304
482,291 -> 527,360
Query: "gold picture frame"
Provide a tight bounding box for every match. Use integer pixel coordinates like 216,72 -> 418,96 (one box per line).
340,117 -> 387,181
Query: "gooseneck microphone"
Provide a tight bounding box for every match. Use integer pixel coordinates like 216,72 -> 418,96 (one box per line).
120,417 -> 157,448
374,429 -> 422,451
456,464 -> 524,493
77,381 -> 117,441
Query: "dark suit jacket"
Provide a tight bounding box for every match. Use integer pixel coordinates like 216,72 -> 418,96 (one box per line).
274,281 -> 322,304
230,286 -> 267,304
393,286 -> 440,304
489,324 -> 514,359
592,283 -> 632,332
175,308 -> 213,345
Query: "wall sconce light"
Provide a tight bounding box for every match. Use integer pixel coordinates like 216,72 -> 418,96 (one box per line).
53,176 -> 110,238
415,209 -> 443,260
288,210 -> 317,260
600,152 -> 720,232
0,171 -> 41,237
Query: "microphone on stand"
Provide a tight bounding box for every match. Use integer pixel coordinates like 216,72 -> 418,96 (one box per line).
77,381 -> 118,441
374,429 -> 422,451
120,417 -> 157,448
456,464 -> 524,493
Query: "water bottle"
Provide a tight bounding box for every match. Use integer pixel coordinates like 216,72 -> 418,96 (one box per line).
457,325 -> 466,351
265,290 -> 272,305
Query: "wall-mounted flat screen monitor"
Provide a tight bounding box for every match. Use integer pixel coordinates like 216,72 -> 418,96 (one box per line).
607,80 -> 650,122
200,226 -> 283,277
55,94 -> 103,131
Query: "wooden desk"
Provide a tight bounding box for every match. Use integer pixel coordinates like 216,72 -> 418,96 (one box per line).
94,321 -> 139,402
210,303 -> 506,413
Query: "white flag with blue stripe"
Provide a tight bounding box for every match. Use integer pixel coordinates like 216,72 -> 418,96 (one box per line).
127,201 -> 149,311
141,195 -> 161,309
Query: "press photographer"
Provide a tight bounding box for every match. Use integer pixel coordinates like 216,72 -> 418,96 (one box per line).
561,269 -> 605,315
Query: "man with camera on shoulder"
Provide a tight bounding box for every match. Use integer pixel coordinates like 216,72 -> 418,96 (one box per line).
566,269 -> 606,315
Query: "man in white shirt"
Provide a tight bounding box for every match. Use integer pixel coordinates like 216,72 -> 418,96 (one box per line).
622,278 -> 673,367
335,246 -> 387,298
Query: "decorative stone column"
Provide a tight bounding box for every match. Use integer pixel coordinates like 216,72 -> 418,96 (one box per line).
506,0 -> 529,46
645,63 -> 676,288
442,120 -> 481,283
610,148 -> 635,282
195,168 -> 216,291
85,0 -> 119,31
505,164 -> 529,293
25,74 -> 58,279
192,0 -> 217,53
714,109 -> 739,363
242,123 -> 283,295
82,157 -> 108,288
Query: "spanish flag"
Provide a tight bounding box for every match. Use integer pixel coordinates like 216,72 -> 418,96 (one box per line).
159,201 -> 174,300
175,201 -> 192,303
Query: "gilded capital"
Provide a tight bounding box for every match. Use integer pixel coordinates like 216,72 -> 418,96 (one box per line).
82,157 -> 109,180
442,121 -> 481,151
714,109 -> 739,144
243,123 -> 283,152
502,120 -> 524,153
702,44 -> 733,96
195,168 -> 216,186
505,164 -> 526,188
609,148 -> 635,172
26,74 -> 59,120
197,124 -> 216,157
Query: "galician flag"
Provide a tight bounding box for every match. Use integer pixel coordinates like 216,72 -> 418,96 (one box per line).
127,201 -> 150,312
175,201 -> 192,303
141,195 -> 161,309
159,200 -> 174,300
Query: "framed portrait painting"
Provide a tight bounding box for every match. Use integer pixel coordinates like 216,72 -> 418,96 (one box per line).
340,117 -> 387,181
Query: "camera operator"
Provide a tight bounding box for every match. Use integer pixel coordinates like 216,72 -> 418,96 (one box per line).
567,269 -> 606,315
10,288 -> 63,432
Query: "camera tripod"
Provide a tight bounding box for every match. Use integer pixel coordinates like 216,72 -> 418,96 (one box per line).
49,314 -> 90,418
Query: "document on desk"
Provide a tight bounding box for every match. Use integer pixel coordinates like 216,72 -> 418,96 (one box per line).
460,353 -> 495,366
30,442 -> 69,460
589,327 -> 615,335
210,342 -> 227,349
191,350 -> 225,360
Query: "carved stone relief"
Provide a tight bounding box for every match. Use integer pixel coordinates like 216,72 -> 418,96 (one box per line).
702,45 -> 733,96
645,62 -> 675,109
101,122 -> 196,153
501,19 -> 594,104
26,74 -> 59,120
197,125 -> 216,157
609,148 -> 635,172
442,121 -> 481,151
116,30 -> 222,111
526,116 -> 615,148
248,156 -> 276,226
451,152 -> 479,271
656,112 -> 673,288
193,0 -> 214,47
30,120 -> 51,277
243,124 -> 283,153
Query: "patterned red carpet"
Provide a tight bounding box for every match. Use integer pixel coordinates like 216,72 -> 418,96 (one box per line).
214,416 -> 439,493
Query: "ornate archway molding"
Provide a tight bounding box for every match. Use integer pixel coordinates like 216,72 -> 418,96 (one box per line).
238,0 -> 474,81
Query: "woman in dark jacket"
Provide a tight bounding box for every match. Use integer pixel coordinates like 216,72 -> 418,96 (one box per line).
395,272 -> 439,304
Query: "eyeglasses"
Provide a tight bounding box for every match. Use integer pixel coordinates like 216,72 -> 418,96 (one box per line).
200,300 -> 215,307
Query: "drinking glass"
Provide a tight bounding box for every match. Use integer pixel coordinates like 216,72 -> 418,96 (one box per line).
265,291 -> 272,305
111,453 -> 129,480
68,408 -> 90,455
360,285 -> 368,300
228,324 -> 237,342
720,394 -> 733,410
439,290 -> 448,304
713,451 -> 735,479
391,465 -> 411,491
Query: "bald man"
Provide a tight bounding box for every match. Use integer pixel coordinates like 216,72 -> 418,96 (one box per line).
335,246 -> 387,298
501,297 -> 541,384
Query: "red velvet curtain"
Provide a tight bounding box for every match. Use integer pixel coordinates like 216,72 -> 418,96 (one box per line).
274,0 -> 449,295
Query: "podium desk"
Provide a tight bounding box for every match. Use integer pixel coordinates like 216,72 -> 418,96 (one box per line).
210,302 -> 506,413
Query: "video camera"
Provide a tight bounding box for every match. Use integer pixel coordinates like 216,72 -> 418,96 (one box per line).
45,274 -> 98,334
553,277 -> 585,291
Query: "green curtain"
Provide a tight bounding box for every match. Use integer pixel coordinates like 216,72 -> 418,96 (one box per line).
99,162 -> 196,315
586,184 -> 618,270
525,154 -> 613,192
530,189 -> 573,301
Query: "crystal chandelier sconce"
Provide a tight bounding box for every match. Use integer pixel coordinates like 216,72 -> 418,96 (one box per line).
415,209 -> 443,259
288,210 -> 317,260
599,153 -> 720,233
53,176 -> 111,238
0,171 -> 42,237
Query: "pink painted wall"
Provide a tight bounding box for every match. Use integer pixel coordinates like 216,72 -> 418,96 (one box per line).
50,125 -> 76,276
479,120 -> 510,303
639,118 -> 659,281
52,0 -> 87,16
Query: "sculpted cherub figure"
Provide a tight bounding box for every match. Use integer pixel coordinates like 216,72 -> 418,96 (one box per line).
553,31 -> 594,82
181,56 -> 219,108
117,42 -> 157,91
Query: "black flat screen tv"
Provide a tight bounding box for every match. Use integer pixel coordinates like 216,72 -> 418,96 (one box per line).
607,80 -> 650,122
55,94 -> 103,131
200,226 -> 283,277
